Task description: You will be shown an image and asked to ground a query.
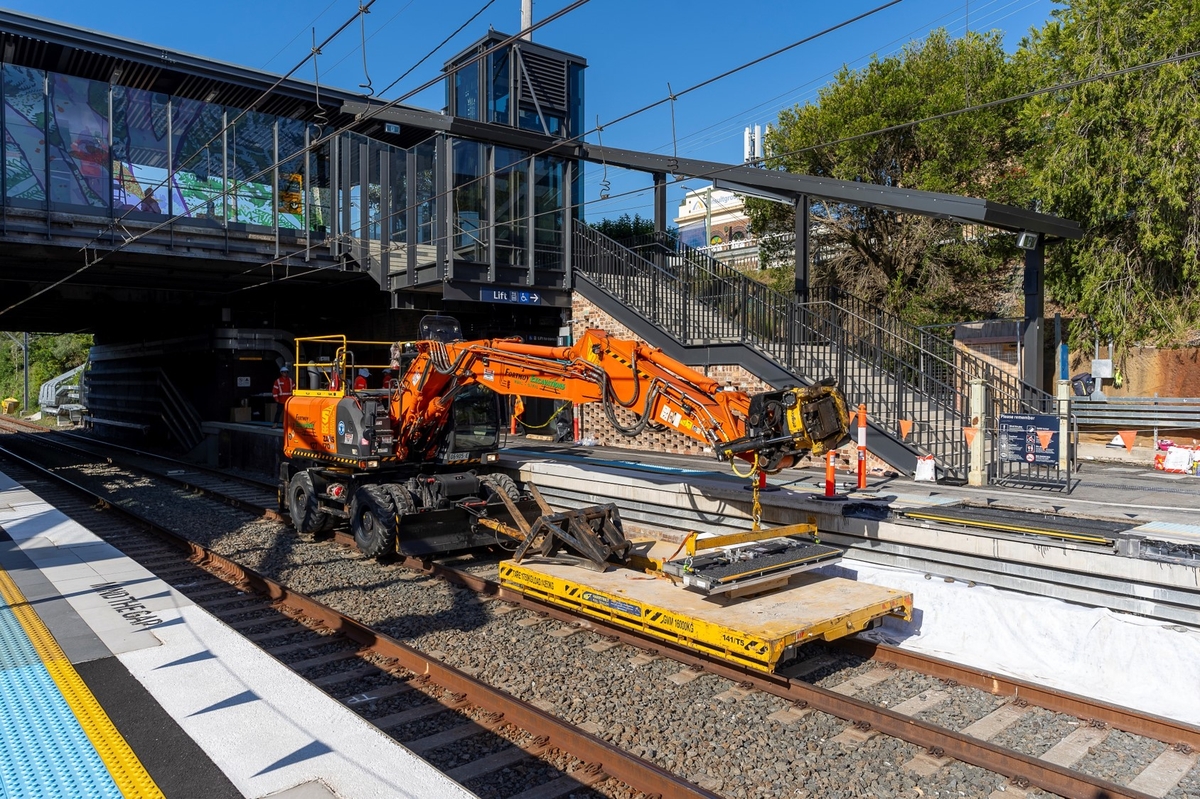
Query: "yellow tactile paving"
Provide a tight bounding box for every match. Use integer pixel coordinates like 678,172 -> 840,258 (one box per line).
0,567 -> 164,799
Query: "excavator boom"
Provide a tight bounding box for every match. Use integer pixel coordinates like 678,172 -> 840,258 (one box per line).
394,328 -> 851,470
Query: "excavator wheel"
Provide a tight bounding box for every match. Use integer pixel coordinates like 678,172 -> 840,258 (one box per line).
350,485 -> 399,559
288,471 -> 333,536
480,473 -> 521,503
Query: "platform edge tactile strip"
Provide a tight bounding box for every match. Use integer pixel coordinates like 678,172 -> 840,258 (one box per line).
0,566 -> 164,799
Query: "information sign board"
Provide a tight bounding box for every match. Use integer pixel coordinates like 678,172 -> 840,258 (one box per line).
997,413 -> 1060,465
483,288 -> 542,305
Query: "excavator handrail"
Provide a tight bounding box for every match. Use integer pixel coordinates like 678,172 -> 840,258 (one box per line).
293,336 -> 414,396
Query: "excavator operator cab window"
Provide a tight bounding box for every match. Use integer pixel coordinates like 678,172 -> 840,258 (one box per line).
419,315 -> 463,343
446,384 -> 500,453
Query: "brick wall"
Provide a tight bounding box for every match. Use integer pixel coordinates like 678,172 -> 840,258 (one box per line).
572,295 -> 769,456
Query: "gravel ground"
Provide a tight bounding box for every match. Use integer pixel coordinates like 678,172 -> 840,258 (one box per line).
1074,730 -> 1166,787
390,709 -> 472,742
1167,757 -> 1200,799
7,447 -> 1183,799
917,686 -> 1009,731
989,708 -> 1084,757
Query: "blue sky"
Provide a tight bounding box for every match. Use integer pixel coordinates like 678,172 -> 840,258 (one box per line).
8,0 -> 1059,221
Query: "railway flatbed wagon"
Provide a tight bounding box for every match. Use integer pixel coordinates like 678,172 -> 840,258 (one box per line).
500,542 -> 913,673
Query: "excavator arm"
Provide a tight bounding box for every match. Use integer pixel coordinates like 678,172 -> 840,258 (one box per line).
393,328 -> 851,470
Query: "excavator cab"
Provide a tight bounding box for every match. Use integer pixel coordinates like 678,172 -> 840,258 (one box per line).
419,314 -> 464,343
431,384 -> 503,466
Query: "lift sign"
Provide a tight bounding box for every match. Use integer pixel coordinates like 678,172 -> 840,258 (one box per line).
997,413 -> 1059,464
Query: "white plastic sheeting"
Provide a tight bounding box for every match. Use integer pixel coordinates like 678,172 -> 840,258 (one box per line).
825,560 -> 1200,726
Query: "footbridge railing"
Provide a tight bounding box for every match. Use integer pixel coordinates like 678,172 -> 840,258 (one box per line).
574,228 -> 1054,480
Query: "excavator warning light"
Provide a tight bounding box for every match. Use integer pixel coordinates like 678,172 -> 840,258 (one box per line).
484,453 -> 500,463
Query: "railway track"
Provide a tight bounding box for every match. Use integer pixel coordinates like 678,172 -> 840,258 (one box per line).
2,426 -> 1198,798
0,429 -> 712,799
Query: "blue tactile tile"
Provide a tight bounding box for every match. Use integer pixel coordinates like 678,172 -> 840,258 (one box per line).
0,600 -> 122,799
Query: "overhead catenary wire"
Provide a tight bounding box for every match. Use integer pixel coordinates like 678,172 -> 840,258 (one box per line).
120,0 -> 898,285
43,0 -> 892,311
588,0 -> 1039,179
12,0 -> 1078,310
262,0 -> 341,70
228,2 -> 913,290
233,35 -> 1200,294
597,0 -> 904,133
323,0 -> 421,74
373,0 -> 500,99
756,46 -> 1200,164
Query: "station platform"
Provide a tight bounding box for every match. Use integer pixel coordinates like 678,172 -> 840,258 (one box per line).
191,421 -> 1200,541
501,438 -> 1200,540
0,470 -> 470,799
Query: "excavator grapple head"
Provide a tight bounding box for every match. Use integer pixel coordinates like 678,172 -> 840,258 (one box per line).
719,381 -> 851,470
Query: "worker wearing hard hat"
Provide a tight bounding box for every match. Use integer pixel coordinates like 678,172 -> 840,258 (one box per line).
382,368 -> 399,390
272,366 -> 293,428
354,368 -> 370,391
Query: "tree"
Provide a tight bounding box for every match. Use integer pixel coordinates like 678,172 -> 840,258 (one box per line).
0,333 -> 92,411
1017,0 -> 1200,348
751,30 -> 1034,325
590,213 -> 658,241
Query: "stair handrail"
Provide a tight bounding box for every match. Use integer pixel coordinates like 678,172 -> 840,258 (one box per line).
577,226 -> 981,474
621,230 -> 1051,413
156,369 -> 204,451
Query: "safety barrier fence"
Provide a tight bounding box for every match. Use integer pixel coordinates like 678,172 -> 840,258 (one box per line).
1071,396 -> 1200,437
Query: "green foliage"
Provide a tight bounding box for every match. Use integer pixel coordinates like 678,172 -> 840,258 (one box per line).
1017,0 -> 1200,347
751,4 -> 1200,349
590,213 -> 659,241
0,333 -> 92,413
752,29 -> 1032,326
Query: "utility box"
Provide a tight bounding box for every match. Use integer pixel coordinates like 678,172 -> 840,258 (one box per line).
229,406 -> 252,423
1,398 -> 17,414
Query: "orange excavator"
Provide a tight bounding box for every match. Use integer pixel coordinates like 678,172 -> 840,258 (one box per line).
281,316 -> 850,561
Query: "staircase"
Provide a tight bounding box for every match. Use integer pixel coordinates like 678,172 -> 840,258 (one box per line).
573,228 -> 1054,480
82,365 -> 205,451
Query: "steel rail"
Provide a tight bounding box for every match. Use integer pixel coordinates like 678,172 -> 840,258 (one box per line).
0,441 -> 718,799
392,554 -> 1174,799
56,429 -> 280,491
0,416 -> 50,433
837,638 -> 1200,751
5,427 -> 1188,796
0,427 -> 284,522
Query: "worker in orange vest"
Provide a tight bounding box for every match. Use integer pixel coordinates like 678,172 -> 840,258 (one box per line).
354,368 -> 370,391
272,366 -> 293,428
